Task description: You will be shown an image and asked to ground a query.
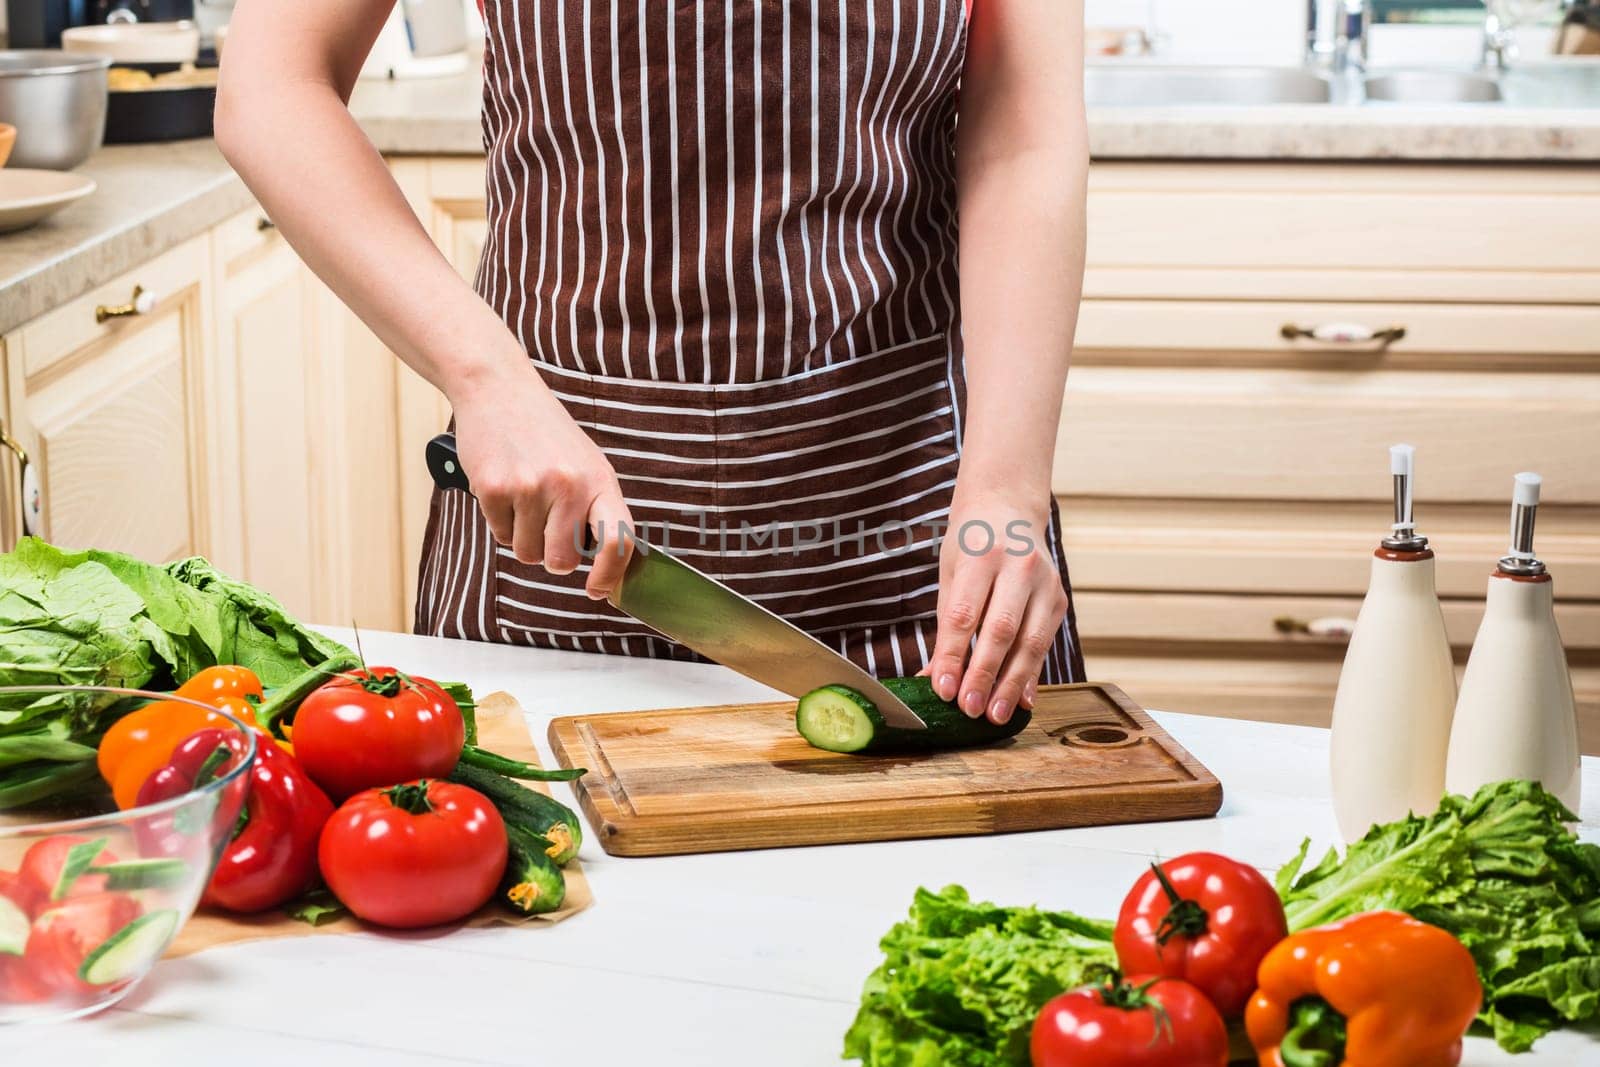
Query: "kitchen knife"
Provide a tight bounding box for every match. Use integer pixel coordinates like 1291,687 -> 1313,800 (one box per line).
425,433 -> 927,729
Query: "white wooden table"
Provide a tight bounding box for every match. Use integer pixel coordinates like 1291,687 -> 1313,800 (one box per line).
15,630 -> 1600,1065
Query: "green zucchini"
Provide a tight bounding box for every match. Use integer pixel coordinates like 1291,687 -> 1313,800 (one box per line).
795,676 -> 1031,754
447,762 -> 583,865
499,825 -> 567,915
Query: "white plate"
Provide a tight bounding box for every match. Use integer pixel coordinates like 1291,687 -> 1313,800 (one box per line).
61,21 -> 201,65
0,170 -> 97,234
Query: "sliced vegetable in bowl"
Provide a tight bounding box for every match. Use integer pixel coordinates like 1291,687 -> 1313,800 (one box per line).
0,685 -> 257,1023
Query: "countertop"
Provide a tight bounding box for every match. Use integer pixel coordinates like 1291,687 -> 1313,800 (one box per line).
14,628 -> 1600,1066
3,62 -> 1599,337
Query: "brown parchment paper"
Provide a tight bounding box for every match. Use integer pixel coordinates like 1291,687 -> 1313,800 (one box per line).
167,691 -> 593,957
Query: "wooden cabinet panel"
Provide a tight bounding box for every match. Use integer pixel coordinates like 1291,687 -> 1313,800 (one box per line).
1087,163 -> 1600,281
213,212 -> 321,621
392,158 -> 481,625
5,238 -> 214,562
1075,299 -> 1600,371
1054,366 -> 1600,505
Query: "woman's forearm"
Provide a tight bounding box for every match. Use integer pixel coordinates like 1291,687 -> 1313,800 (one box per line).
955,146 -> 1087,496
214,2 -> 530,404
955,0 -> 1088,500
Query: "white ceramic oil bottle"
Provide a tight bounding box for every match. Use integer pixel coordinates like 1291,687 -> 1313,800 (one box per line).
1329,445 -> 1458,842
1445,473 -> 1581,810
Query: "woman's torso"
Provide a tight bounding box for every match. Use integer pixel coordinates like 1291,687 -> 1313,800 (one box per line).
475,0 -> 967,383
418,0 -> 1085,685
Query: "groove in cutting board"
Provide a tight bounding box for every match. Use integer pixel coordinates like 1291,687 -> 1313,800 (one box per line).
548,682 -> 1223,856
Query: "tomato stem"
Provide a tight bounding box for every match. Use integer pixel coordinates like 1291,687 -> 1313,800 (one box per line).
1280,997 -> 1347,1067
1151,862 -> 1209,946
1095,975 -> 1176,1047
382,780 -> 435,815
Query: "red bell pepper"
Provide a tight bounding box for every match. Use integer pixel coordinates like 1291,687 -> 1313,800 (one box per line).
138,728 -> 333,914
133,728 -> 251,857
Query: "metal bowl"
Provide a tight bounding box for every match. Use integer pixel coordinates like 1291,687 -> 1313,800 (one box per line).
0,51 -> 111,171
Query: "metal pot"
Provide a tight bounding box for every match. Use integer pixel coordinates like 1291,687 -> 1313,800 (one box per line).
0,51 -> 111,170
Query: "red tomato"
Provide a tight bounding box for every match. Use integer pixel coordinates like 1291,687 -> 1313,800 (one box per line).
292,669 -> 465,800
1032,974 -> 1229,1067
1114,852 -> 1287,1018
16,837 -> 119,907
0,869 -> 42,919
23,892 -> 142,995
319,780 -> 506,929
0,951 -> 50,1004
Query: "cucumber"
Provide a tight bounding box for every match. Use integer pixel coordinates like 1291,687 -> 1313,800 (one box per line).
795,676 -> 1032,754
89,858 -> 190,891
499,825 -> 567,915
447,762 -> 583,866
0,894 -> 27,956
52,837 -> 108,900
77,909 -> 180,986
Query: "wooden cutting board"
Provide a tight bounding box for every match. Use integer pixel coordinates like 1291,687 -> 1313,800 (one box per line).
547,683 -> 1222,856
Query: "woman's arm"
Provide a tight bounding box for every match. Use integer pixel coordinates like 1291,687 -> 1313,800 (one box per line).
215,0 -> 633,593
925,0 -> 1088,722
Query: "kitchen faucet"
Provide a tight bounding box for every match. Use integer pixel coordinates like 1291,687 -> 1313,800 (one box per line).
1481,5 -> 1518,70
1306,0 -> 1370,73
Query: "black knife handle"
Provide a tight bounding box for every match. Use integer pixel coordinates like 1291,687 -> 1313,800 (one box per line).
427,431 -> 616,556
426,433 -> 473,494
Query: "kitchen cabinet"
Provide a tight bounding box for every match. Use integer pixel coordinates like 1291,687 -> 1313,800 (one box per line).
1,237 -> 222,565
1066,162 -> 1600,747
389,158 -> 483,624
206,205 -> 410,632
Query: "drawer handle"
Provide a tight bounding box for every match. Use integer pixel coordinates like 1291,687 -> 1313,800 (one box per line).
1274,615 -> 1356,640
95,285 -> 155,324
257,217 -> 277,232
1280,322 -> 1406,347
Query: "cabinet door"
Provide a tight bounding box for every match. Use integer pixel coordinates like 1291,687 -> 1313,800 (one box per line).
4,238 -> 216,562
0,335 -> 16,549
210,209 -> 323,622
392,158 -> 485,625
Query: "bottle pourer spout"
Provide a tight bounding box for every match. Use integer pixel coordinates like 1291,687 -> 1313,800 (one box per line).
1499,472 -> 1545,576
1381,444 -> 1428,551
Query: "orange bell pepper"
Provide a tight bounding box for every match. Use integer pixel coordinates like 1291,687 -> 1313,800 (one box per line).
97,666 -> 264,809
1246,911 -> 1482,1067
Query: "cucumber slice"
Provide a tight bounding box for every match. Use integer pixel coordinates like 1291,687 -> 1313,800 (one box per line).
89,858 -> 190,891
77,909 -> 181,987
0,894 -> 27,956
51,836 -> 109,901
796,677 -> 1032,755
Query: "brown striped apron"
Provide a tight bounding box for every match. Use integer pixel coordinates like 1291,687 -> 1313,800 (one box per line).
416,0 -> 1085,685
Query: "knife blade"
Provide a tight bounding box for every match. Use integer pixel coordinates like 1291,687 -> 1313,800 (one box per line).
425,433 -> 927,729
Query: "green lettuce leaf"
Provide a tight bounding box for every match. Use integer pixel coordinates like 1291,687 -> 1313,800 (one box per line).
1279,779 -> 1600,1053
843,886 -> 1115,1067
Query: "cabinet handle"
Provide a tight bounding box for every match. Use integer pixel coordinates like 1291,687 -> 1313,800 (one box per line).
95,285 -> 155,324
0,420 -> 39,540
1280,322 -> 1406,348
257,217 -> 276,232
1274,615 -> 1357,640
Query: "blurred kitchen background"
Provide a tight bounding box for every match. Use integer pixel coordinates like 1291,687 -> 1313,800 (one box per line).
0,0 -> 1596,743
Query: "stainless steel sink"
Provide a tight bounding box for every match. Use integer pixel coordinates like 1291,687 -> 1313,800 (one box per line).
1362,71 -> 1503,104
1084,65 -> 1332,107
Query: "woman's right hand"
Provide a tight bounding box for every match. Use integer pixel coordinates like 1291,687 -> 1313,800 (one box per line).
450,362 -> 636,600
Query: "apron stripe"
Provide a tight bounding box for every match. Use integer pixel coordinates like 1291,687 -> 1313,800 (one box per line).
417,0 -> 1085,687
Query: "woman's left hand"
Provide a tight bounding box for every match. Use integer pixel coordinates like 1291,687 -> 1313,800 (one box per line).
923,486 -> 1069,725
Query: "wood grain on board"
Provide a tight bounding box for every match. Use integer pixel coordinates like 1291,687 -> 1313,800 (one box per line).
548,682 -> 1222,857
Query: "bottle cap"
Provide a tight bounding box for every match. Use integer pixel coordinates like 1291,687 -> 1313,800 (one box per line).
1500,472 -> 1545,575
1513,472 -> 1542,507
1381,444 -> 1428,551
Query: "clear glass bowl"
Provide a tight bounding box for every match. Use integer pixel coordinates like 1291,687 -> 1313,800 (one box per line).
0,686 -> 257,1024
